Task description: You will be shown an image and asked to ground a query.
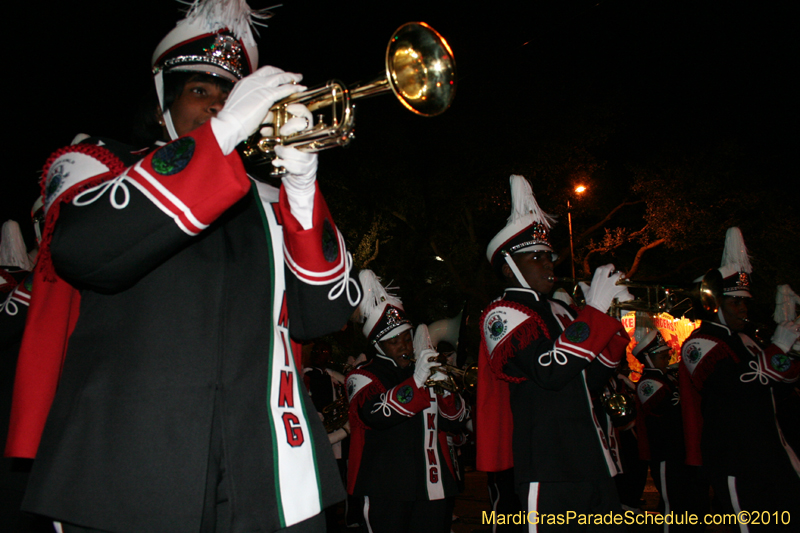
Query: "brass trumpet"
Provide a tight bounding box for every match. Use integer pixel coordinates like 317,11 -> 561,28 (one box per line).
429,360 -> 478,394
551,276 -> 698,317
322,395 -> 349,433
402,353 -> 477,394
241,22 -> 457,169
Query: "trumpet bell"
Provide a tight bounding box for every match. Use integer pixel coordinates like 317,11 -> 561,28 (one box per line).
462,364 -> 478,390
604,393 -> 635,420
697,269 -> 722,315
385,22 -> 457,117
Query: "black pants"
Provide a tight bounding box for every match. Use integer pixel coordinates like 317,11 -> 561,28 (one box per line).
360,495 -> 452,533
488,469 -> 525,532
650,461 -> 708,532
521,478 -> 625,532
707,470 -> 800,532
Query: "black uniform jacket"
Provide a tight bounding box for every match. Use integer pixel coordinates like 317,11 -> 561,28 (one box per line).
636,368 -> 684,463
477,288 -> 630,490
346,354 -> 467,500
16,123 -> 359,533
679,320 -> 800,480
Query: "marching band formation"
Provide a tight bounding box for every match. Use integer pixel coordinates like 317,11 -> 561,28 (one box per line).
1,1 -> 799,533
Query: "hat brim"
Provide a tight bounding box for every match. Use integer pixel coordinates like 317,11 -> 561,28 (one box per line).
376,323 -> 413,343
163,63 -> 241,84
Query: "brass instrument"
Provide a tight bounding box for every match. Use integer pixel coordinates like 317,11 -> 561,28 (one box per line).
601,388 -> 636,423
402,353 -> 457,394
409,323 -> 477,395
241,22 -> 457,170
552,276 -> 702,318
320,364 -> 352,433
458,364 -> 479,391
322,394 -> 349,433
432,361 -> 478,393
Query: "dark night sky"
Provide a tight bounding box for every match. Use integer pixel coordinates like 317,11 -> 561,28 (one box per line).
4,0 -> 796,248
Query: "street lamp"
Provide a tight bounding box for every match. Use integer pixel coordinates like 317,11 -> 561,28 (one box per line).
567,185 -> 587,280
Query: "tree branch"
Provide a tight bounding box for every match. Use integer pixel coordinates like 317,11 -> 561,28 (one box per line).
626,238 -> 666,278
576,199 -> 643,243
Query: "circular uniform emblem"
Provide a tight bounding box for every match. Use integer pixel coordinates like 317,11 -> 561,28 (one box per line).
347,379 -> 356,400
564,322 -> 590,343
322,219 -> 339,262
640,381 -> 655,398
152,137 -> 195,175
486,312 -> 507,341
45,162 -> 67,205
770,353 -> 791,373
685,343 -> 701,364
397,385 -> 414,404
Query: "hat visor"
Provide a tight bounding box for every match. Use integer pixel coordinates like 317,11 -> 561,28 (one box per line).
164,63 -> 240,84
723,289 -> 752,298
512,244 -> 554,255
377,323 -> 412,343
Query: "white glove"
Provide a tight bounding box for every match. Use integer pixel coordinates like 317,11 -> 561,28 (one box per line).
273,145 -> 317,184
428,369 -> 448,382
211,66 -> 305,155
275,145 -> 317,230
413,348 -> 442,388
772,320 -> 800,353
273,103 -> 317,183
272,104 -> 317,229
580,264 -> 634,314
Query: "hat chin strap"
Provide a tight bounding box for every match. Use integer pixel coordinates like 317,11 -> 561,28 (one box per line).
717,308 -> 728,326
154,70 -> 180,141
163,109 -> 180,141
503,252 -> 530,289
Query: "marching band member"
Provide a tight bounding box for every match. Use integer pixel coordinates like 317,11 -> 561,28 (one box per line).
600,357 -> 647,515
1,214 -> 48,533
476,175 -> 632,531
679,227 -> 800,527
346,270 -> 468,533
634,331 -> 706,531
6,1 -> 360,531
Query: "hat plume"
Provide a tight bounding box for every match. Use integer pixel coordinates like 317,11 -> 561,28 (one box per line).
721,227 -> 752,274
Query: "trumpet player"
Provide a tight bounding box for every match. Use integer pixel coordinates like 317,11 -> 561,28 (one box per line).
7,1 -> 362,531
679,227 -> 800,525
346,270 -> 469,533
476,175 -> 633,531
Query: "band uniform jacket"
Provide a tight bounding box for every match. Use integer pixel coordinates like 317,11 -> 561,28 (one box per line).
636,368 -> 685,463
345,354 -> 468,501
9,122 -> 360,532
476,288 -> 630,490
679,320 -> 800,479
